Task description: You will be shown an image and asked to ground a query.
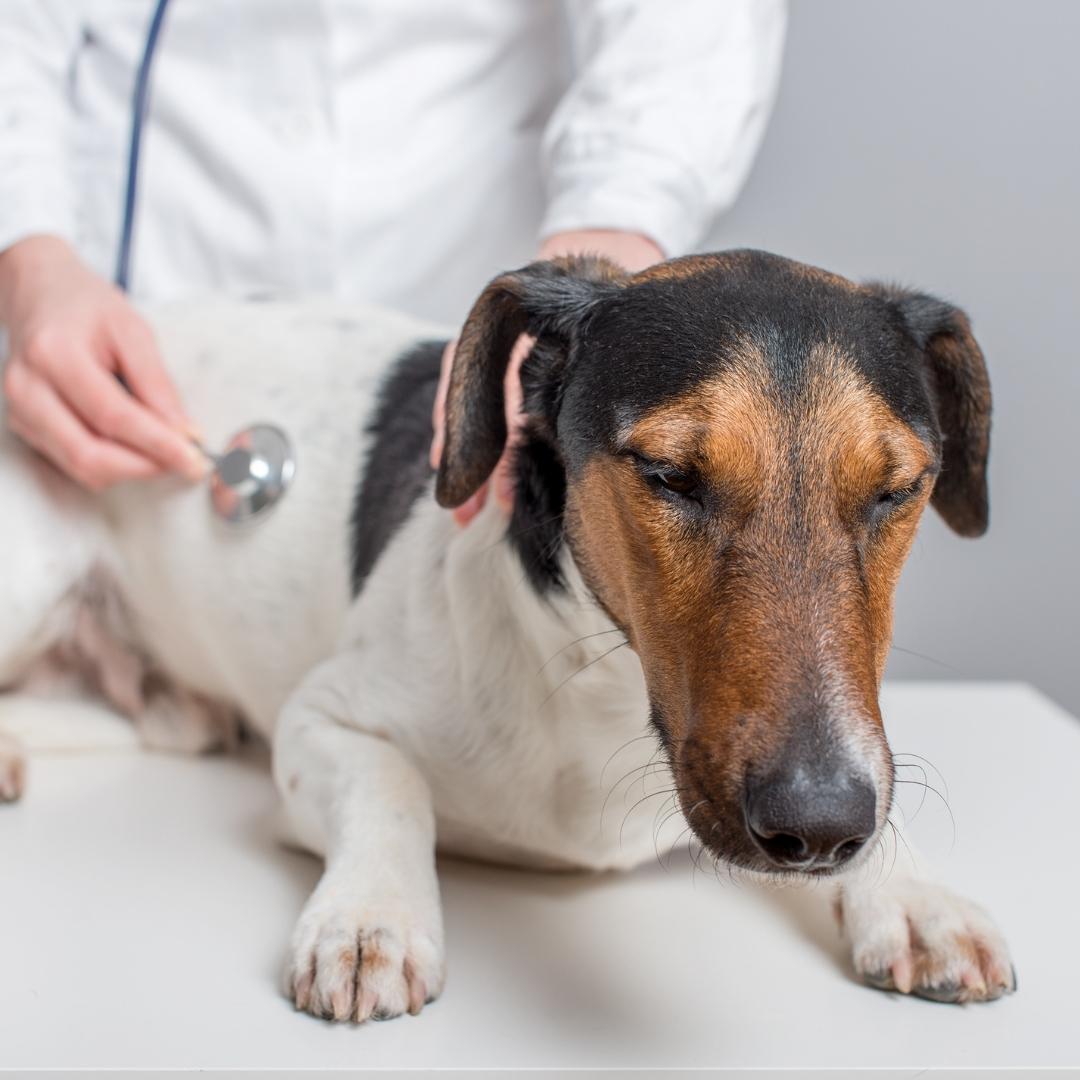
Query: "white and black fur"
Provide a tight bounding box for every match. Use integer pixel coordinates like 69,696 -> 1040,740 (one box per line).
0,254 -> 1014,1021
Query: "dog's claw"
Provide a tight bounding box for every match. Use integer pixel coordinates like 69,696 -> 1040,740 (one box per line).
862,970 -> 895,992
355,988 -> 378,1023
285,893 -> 445,1024
913,981 -> 964,1004
290,967 -> 314,1013
329,983 -> 353,1022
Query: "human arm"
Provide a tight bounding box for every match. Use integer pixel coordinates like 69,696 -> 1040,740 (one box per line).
539,0 -> 787,256
0,6 -> 200,489
431,1 -> 786,523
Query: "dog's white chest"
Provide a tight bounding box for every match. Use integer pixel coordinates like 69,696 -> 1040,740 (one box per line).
337,496 -> 673,871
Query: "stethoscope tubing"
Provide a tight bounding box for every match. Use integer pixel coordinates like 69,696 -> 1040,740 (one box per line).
109,1 -> 296,524
115,0 -> 172,291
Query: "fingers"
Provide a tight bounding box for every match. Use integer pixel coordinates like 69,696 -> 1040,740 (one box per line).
55,353 -> 205,480
110,316 -> 190,431
537,229 -> 664,272
429,338 -> 456,471
4,362 -> 162,491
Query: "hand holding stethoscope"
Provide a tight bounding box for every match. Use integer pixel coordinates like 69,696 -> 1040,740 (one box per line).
117,0 -> 295,522
2,0 -> 293,522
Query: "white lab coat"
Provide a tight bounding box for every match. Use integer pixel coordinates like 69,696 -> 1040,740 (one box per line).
0,1 -> 785,322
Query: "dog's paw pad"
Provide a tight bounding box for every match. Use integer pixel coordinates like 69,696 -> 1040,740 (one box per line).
842,881 -> 1015,1004
285,905 -> 443,1023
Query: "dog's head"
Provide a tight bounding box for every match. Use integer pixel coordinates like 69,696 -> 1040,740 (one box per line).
436,250 -> 991,877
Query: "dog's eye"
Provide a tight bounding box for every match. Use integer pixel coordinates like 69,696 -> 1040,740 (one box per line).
872,479 -> 923,517
878,486 -> 915,507
654,470 -> 698,497
637,459 -> 700,502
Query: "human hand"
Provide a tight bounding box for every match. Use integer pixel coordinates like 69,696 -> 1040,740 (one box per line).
535,229 -> 663,272
431,229 -> 663,527
0,235 -> 204,491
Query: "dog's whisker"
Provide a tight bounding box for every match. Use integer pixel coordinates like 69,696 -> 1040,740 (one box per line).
885,818 -> 912,884
596,728 -> 657,787
892,750 -> 951,803
892,778 -> 956,842
539,640 -> 630,708
888,643 -> 967,676
661,822 -> 696,873
656,805 -> 692,867
600,760 -> 654,803
600,760 -> 670,830
689,834 -> 714,886
650,792 -> 681,866
878,824 -> 893,886
620,787 -> 675,850
626,762 -> 672,803
893,761 -> 930,824
691,838 -> 706,877
651,791 -> 680,836
541,628 -> 628,677
637,743 -> 668,793
600,750 -> 655,792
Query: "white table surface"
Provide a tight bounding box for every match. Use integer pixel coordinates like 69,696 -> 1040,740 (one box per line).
0,681 -> 1076,1078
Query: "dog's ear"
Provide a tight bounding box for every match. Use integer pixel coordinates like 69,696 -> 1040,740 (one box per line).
872,286 -> 992,537
435,255 -> 626,509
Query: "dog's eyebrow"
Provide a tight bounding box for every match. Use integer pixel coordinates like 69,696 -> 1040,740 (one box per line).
878,428 -> 939,482
615,413 -> 712,458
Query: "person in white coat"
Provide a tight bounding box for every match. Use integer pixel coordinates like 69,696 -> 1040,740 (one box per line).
0,1 -> 786,495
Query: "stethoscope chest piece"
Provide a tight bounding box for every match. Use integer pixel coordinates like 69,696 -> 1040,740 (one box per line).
205,424 -> 295,524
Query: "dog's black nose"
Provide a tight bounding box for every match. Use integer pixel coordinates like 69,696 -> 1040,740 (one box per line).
745,767 -> 876,871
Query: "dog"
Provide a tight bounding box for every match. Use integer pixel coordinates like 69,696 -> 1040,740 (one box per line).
0,250 -> 1014,1021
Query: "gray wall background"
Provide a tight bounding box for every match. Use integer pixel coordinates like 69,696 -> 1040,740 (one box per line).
706,0 -> 1079,712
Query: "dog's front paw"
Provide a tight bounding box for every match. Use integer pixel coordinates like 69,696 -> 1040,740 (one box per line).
839,879 -> 1016,1004
285,885 -> 445,1023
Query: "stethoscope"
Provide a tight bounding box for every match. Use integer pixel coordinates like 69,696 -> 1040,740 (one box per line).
118,0 -> 295,524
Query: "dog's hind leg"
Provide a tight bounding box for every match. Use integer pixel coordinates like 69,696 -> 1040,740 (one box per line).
0,437 -> 104,797
0,437 -> 101,689
57,587 -> 240,755
273,652 -> 445,1024
0,434 -> 235,782
0,729 -> 26,802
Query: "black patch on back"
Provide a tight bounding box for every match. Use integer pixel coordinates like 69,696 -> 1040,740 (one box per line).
350,340 -> 446,596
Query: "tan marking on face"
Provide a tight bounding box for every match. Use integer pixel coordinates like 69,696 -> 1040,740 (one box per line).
566,340 -> 933,865
626,355 -> 774,506
799,345 -> 934,676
